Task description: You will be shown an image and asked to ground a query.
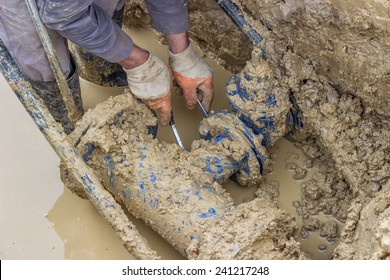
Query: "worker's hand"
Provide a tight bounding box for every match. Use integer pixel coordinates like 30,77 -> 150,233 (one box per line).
142,93 -> 171,127
169,43 -> 214,112
124,52 -> 172,126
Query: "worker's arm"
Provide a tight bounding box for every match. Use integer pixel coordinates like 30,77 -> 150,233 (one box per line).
37,0 -> 171,125
145,0 -> 215,112
37,0 -> 133,63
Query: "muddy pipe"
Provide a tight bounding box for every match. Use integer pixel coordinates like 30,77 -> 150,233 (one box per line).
62,92 -> 276,257
215,1 -> 303,147
226,49 -> 303,147
61,97 -> 302,259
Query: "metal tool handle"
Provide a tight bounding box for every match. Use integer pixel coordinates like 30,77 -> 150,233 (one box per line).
197,99 -> 209,118
169,99 -> 208,151
169,111 -> 187,150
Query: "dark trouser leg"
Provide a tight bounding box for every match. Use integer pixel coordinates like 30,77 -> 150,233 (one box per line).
0,38 -> 83,134
69,6 -> 128,87
28,56 -> 83,134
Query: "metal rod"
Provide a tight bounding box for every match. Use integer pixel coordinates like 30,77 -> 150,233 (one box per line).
169,111 -> 187,150
25,0 -> 81,124
215,0 -> 267,59
0,45 -> 159,260
197,99 -> 209,118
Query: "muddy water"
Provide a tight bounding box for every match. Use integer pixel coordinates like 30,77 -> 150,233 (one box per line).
266,138 -> 343,259
0,27 -> 340,259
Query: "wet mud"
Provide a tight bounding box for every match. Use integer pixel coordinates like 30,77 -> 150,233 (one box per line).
123,0 -> 390,259
2,0 -> 389,259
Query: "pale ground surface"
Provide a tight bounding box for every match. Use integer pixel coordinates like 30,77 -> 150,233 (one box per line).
0,28 -> 334,260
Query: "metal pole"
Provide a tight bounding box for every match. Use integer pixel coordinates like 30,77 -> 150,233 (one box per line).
215,0 -> 267,59
0,45 -> 159,260
25,0 -> 81,125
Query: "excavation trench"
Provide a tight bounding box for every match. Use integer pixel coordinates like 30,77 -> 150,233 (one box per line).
4,0 -> 388,260
57,27 -> 351,260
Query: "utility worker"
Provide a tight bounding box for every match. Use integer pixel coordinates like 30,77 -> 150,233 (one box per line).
0,0 -> 214,133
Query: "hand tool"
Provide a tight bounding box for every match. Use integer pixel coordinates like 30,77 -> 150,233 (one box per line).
169,111 -> 187,150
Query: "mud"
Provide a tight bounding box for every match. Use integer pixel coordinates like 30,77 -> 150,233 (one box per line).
3,0 -> 389,259
61,90 -> 305,259
188,197 -> 306,260
123,0 -> 390,259
124,1 -> 252,73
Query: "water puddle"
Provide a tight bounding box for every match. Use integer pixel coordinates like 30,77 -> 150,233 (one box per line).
0,27 -> 342,260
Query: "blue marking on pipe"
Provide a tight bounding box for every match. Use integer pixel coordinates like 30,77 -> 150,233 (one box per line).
201,133 -> 213,141
112,112 -> 123,126
190,235 -> 194,240
194,191 -> 203,200
234,76 -> 250,101
104,155 -> 116,189
202,185 -> 218,194
214,130 -> 232,143
149,198 -> 158,208
140,183 -> 145,189
265,94 -> 277,106
150,173 -> 157,183
205,156 -> 223,174
198,208 -> 217,218
239,152 -> 251,174
227,76 -> 239,97
147,125 -> 158,138
216,0 -> 266,58
120,155 -> 127,164
82,144 -> 95,162
81,175 -> 94,194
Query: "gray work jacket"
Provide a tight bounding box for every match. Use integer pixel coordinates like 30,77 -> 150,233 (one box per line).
37,0 -> 189,63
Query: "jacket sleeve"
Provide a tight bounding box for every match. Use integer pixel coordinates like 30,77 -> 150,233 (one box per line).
145,0 -> 189,34
37,0 -> 133,63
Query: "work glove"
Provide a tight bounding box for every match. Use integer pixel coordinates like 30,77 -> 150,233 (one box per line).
124,52 -> 172,126
169,43 -> 214,112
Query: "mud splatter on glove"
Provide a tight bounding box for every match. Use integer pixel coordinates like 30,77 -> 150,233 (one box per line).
124,52 -> 172,126
169,43 -> 214,112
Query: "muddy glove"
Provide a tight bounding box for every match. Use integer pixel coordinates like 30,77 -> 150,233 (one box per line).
169,43 -> 214,112
124,52 -> 172,126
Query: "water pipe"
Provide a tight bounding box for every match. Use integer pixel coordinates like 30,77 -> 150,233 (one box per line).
62,93 -> 269,257
215,1 -> 303,148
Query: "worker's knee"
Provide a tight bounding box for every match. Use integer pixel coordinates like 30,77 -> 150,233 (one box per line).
0,1 -> 72,82
36,0 -> 92,31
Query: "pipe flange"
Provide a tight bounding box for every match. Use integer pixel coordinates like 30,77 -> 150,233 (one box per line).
199,111 -> 267,186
